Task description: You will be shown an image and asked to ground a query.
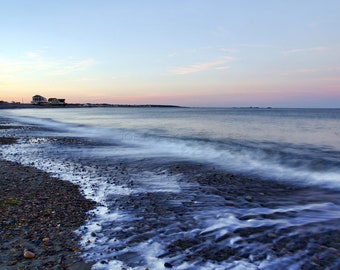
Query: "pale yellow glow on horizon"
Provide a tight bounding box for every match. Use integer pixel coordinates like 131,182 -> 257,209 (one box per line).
1,77 -> 339,107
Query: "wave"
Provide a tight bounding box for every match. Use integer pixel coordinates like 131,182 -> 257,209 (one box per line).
4,113 -> 340,190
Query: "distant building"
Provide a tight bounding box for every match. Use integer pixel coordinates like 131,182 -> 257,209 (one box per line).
48,98 -> 66,105
31,95 -> 48,105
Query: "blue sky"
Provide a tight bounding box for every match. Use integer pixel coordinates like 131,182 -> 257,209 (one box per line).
1,0 -> 340,107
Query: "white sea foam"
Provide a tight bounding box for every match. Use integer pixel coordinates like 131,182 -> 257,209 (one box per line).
0,139 -> 131,202
130,171 -> 182,193
88,132 -> 340,190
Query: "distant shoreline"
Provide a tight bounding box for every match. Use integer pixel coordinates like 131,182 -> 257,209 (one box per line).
0,102 -> 183,109
1,103 -> 338,110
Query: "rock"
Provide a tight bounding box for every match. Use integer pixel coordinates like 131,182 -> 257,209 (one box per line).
245,196 -> 253,202
164,262 -> 173,268
42,237 -> 50,243
327,247 -> 337,253
312,256 -> 319,262
267,233 -> 277,238
7,260 -> 18,266
23,249 -> 36,259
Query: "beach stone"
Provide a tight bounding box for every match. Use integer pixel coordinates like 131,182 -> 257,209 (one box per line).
23,249 -> 36,259
267,233 -> 277,238
164,262 -> 173,268
7,260 -> 18,266
245,195 -> 253,202
42,237 -> 50,243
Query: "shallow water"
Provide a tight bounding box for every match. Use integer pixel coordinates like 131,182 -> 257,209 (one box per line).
1,107 -> 339,269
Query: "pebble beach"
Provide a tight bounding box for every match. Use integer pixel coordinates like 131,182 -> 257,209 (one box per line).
0,133 -> 96,269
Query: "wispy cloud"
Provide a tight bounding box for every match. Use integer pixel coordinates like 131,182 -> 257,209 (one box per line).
280,65 -> 340,77
75,77 -> 98,82
295,68 -> 318,73
167,52 -> 177,58
0,53 -> 97,78
281,46 -> 327,55
26,51 -> 40,59
50,58 -> 97,75
212,26 -> 230,38
170,57 -> 233,75
219,48 -> 240,54
280,68 -> 318,76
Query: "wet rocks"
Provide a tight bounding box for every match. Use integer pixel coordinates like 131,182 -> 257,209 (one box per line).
0,137 -> 17,144
0,159 -> 96,269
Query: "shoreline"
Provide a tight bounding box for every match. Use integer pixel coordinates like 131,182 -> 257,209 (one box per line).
0,102 -> 183,110
0,135 -> 97,269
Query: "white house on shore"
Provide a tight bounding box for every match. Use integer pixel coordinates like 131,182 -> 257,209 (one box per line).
48,98 -> 66,105
31,95 -> 66,105
31,95 -> 48,105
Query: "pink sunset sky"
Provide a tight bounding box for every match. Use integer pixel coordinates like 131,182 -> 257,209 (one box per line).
1,1 -> 340,107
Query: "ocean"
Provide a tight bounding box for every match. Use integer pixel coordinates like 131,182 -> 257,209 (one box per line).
1,107 -> 340,269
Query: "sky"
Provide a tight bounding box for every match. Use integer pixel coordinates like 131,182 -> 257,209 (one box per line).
0,0 -> 339,107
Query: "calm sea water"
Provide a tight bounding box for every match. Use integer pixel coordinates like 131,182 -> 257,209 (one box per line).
1,107 -> 340,269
